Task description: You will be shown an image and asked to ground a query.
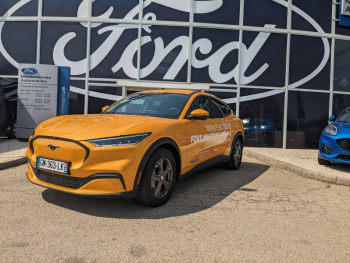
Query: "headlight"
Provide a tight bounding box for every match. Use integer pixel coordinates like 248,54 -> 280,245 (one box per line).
325,124 -> 337,136
88,133 -> 151,147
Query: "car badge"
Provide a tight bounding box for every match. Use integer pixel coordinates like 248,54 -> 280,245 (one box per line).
47,144 -> 60,151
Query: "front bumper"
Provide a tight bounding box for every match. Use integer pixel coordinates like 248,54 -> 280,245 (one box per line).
26,160 -> 138,198
26,135 -> 151,197
319,132 -> 350,165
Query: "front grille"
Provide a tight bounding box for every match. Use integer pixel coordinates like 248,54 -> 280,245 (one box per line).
337,139 -> 350,152
30,136 -> 90,162
36,170 -> 81,189
338,154 -> 350,161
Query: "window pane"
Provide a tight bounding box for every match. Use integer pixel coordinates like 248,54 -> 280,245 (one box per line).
194,0 -> 240,25
69,81 -> 85,115
333,94 -> 350,118
289,35 -> 331,90
0,22 -> 37,75
41,22 -> 87,77
206,90 -> 236,115
88,86 -> 122,114
0,0 -> 38,16
292,0 -> 331,34
191,28 -> 239,84
140,26 -> 189,82
334,39 -> 350,93
211,98 -> 230,118
144,1 -> 189,22
240,89 -> 284,148
90,23 -> 138,79
287,91 -> 329,149
242,31 -> 286,87
244,0 -> 287,29
43,0 -> 83,17
93,0 -> 139,20
188,96 -> 212,117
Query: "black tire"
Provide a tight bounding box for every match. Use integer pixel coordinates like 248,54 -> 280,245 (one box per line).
224,137 -> 243,170
5,120 -> 16,139
136,148 -> 177,207
318,156 -> 330,165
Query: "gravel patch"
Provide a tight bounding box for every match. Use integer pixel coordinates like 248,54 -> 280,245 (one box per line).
0,139 -> 28,162
246,147 -> 350,179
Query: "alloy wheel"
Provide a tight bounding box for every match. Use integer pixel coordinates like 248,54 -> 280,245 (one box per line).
233,140 -> 242,166
151,157 -> 173,199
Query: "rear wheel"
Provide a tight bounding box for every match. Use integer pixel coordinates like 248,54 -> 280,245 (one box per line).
5,120 -> 16,139
136,148 -> 176,207
224,137 -> 243,170
318,155 -> 330,165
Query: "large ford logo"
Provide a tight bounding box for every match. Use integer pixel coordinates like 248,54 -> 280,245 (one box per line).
21,68 -> 38,74
0,0 -> 330,104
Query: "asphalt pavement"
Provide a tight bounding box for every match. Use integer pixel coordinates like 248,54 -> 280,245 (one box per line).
1,157 -> 350,262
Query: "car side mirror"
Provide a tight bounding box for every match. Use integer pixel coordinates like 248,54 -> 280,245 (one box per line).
188,109 -> 209,120
101,105 -> 110,113
329,115 -> 336,122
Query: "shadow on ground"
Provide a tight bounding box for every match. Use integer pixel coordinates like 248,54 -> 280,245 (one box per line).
326,163 -> 350,174
42,161 -> 270,219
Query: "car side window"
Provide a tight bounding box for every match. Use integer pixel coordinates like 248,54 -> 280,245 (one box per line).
188,96 -> 212,118
211,98 -> 231,118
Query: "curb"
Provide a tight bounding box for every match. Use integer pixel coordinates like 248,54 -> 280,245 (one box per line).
0,157 -> 27,171
244,150 -> 350,187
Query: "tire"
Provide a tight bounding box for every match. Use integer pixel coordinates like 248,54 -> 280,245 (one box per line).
136,148 -> 177,207
224,137 -> 243,170
318,155 -> 330,165
5,120 -> 16,139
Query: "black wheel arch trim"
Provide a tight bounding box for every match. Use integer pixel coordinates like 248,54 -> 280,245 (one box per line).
133,137 -> 181,191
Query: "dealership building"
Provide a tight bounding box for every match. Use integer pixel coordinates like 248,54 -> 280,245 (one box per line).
1,0 -> 350,149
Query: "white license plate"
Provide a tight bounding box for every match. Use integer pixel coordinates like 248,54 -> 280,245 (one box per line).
36,157 -> 69,174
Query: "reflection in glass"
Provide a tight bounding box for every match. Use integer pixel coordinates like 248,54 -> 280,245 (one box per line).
88,86 -> 122,114
92,0 -> 139,20
41,22 -> 87,77
141,26 -> 189,82
205,90 -> 236,115
287,91 -> 329,149
291,0 -> 331,33
244,0 -> 287,29
69,81 -> 85,115
289,35 -> 331,90
334,40 -> 350,93
333,94 -> 350,118
194,0 -> 239,25
0,0 -> 38,16
43,0 -> 83,17
144,1 -> 189,22
239,89 -> 284,148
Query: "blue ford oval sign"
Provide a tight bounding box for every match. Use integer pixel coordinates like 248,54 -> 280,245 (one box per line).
21,67 -> 37,74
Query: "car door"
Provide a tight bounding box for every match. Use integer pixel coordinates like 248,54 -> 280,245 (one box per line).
209,97 -> 237,156
185,95 -> 222,171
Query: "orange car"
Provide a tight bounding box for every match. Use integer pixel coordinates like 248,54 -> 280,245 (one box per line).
26,90 -> 244,206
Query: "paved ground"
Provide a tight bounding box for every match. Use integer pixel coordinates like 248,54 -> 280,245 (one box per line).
247,147 -> 350,179
0,139 -> 27,163
1,157 -> 350,262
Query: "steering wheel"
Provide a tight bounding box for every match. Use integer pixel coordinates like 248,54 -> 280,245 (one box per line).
166,108 -> 180,115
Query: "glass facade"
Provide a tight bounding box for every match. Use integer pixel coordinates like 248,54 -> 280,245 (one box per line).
0,0 -> 350,149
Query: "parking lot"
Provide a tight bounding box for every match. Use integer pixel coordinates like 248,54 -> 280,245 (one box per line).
1,156 -> 350,262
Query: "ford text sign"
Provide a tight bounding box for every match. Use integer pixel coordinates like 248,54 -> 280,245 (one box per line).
21,68 -> 38,74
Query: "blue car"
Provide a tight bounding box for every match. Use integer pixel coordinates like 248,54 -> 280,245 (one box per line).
318,107 -> 350,165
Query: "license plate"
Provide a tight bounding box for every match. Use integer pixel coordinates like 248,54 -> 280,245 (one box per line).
36,157 -> 69,174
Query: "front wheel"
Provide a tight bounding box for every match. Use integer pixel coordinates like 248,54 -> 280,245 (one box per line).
224,137 -> 243,170
136,148 -> 176,207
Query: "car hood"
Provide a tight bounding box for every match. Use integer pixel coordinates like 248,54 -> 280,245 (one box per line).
36,114 -> 165,140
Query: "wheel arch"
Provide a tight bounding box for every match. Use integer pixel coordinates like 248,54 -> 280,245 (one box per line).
133,137 -> 181,191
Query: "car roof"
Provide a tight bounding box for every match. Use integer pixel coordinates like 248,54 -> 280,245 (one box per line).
138,89 -> 197,95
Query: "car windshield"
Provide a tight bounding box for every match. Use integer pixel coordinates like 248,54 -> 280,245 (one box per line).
338,109 -> 350,123
104,93 -> 191,119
